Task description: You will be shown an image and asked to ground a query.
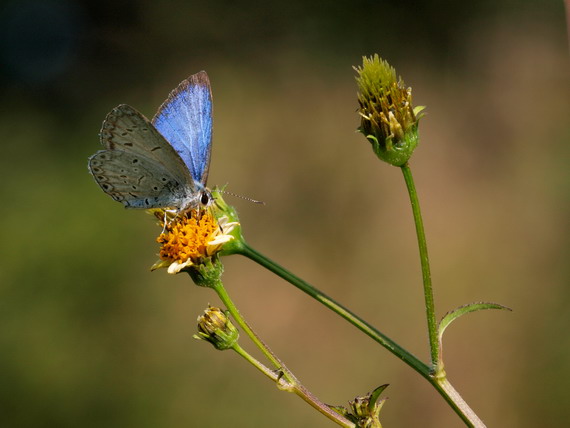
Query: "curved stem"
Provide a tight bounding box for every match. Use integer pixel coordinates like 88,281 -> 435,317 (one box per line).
400,163 -> 439,368
211,279 -> 355,427
212,279 -> 284,373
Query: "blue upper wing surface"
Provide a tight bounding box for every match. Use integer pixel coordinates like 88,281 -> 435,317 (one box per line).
152,71 -> 213,186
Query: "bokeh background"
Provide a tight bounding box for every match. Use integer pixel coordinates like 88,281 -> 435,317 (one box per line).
1,1 -> 568,427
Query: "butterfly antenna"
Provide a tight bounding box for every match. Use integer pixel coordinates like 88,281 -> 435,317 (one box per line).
220,190 -> 265,205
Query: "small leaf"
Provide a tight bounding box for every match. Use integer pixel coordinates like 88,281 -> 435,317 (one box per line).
367,384 -> 389,413
438,302 -> 512,342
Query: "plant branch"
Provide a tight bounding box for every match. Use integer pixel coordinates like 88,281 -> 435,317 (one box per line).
210,279 -> 354,427
236,242 -> 430,378
400,163 -> 439,368
235,242 -> 485,426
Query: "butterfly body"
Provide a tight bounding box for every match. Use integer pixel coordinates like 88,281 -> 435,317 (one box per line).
88,71 -> 213,211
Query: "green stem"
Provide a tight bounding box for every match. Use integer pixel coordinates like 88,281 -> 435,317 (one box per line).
433,378 -> 486,428
232,343 -> 284,384
211,280 -> 284,375
232,344 -> 355,427
235,243 -> 485,427
400,163 -> 439,368
212,280 -> 355,427
235,242 -> 430,379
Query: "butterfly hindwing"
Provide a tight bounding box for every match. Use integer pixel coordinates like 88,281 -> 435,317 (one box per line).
88,150 -> 189,209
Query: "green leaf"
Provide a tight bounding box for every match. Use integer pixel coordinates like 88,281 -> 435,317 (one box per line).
368,384 -> 389,413
438,302 -> 512,342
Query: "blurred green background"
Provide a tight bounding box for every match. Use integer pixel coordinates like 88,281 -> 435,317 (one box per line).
1,1 -> 568,427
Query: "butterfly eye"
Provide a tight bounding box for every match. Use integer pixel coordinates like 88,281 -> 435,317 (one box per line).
200,191 -> 210,206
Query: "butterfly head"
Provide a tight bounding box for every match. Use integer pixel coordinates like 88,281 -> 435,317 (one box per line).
177,187 -> 213,214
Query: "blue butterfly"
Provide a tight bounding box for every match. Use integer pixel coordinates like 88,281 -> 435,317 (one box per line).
88,71 -> 213,211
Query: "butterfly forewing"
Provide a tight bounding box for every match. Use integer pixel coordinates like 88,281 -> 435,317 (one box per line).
90,105 -> 196,209
100,104 -> 193,185
152,71 -> 213,186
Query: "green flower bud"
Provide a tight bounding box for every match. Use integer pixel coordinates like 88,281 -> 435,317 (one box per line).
194,306 -> 239,350
355,55 -> 425,166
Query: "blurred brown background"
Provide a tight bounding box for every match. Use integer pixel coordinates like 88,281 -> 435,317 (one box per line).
0,1 -> 568,427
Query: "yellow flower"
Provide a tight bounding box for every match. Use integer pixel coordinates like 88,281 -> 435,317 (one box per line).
150,209 -> 239,274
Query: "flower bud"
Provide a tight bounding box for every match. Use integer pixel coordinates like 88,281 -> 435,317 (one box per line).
355,55 -> 425,166
194,306 -> 239,350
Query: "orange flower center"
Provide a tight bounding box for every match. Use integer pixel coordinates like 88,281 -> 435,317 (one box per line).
157,210 -> 219,264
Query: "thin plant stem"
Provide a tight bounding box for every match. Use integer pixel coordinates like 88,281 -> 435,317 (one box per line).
400,163 -> 439,368
211,279 -> 283,374
433,378 -> 486,428
232,343 -> 284,383
236,242 -> 430,378
235,243 -> 485,427
210,279 -> 355,427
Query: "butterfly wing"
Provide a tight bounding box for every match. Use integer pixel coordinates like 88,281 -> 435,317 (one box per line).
99,104 -> 192,182
88,104 -> 196,209
89,150 -> 190,208
152,71 -> 213,187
